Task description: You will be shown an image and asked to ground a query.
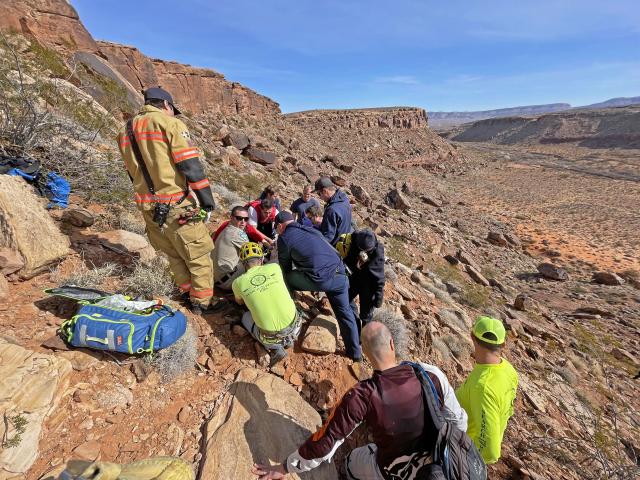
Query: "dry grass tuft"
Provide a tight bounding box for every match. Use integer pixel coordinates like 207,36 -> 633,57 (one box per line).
57,262 -> 120,290
121,257 -> 175,299
147,324 -> 197,382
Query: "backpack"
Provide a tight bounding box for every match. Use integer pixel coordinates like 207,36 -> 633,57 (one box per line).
405,362 -> 487,480
60,302 -> 187,354
335,232 -> 352,258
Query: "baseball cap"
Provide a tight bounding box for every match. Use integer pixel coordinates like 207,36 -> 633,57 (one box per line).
472,316 -> 506,345
274,211 -> 294,225
143,87 -> 181,115
314,176 -> 335,192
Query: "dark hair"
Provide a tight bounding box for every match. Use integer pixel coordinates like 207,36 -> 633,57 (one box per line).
260,198 -> 273,209
231,205 -> 248,216
473,335 -> 504,352
145,98 -> 167,110
262,185 -> 276,196
305,204 -> 323,217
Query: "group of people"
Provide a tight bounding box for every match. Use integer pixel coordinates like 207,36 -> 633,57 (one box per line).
117,87 -> 519,478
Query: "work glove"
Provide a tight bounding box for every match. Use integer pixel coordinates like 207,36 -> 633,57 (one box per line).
205,210 -> 212,223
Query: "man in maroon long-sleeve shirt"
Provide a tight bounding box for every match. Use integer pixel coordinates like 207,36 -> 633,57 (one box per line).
251,322 -> 467,479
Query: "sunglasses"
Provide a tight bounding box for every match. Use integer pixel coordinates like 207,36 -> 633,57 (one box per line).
234,215 -> 249,221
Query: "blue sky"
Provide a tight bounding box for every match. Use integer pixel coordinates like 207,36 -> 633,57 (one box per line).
74,0 -> 640,113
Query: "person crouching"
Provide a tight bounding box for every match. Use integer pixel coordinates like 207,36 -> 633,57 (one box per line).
232,242 -> 301,367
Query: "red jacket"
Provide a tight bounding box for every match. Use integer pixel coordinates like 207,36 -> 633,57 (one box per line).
248,199 -> 277,224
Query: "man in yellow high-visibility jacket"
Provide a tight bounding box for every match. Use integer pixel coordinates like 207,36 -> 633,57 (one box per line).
456,316 -> 519,465
117,87 -> 215,313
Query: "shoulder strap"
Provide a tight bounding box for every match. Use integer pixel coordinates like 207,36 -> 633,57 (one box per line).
127,118 -> 156,196
403,361 -> 446,431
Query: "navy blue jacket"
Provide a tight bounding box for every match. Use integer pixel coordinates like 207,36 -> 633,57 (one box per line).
320,189 -> 353,246
345,231 -> 386,301
278,223 -> 342,284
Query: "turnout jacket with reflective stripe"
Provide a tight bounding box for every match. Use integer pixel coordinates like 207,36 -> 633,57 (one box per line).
117,105 -> 215,211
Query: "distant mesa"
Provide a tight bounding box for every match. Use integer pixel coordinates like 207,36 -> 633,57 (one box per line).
430,97 -> 640,129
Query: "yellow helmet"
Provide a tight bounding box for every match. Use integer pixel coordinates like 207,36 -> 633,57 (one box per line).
239,242 -> 263,261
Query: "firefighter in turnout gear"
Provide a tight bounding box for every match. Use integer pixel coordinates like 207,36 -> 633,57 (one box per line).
117,87 -> 216,313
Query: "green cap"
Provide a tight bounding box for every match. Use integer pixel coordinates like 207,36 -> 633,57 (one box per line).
472,316 -> 506,345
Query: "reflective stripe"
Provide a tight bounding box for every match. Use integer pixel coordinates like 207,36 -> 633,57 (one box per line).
190,288 -> 213,298
133,192 -> 193,204
188,179 -> 210,190
107,330 -> 116,350
179,283 -> 192,292
172,147 -> 199,163
79,324 -> 88,347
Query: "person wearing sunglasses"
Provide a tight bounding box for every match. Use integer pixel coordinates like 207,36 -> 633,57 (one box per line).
213,205 -> 251,291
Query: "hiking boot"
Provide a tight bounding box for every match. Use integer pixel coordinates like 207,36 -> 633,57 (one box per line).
190,303 -> 205,316
269,348 -> 288,368
209,298 -> 230,313
349,360 -> 368,382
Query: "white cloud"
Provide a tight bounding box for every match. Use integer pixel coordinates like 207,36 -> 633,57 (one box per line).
374,75 -> 421,85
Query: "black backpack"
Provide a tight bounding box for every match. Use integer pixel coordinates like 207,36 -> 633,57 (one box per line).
405,362 -> 487,480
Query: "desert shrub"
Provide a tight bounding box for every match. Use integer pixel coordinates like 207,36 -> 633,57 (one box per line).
442,333 -> 472,360
438,308 -> 469,332
147,325 -> 197,382
372,307 -> 409,359
384,264 -> 398,283
455,283 -> 491,310
120,257 -> 175,299
58,262 -> 120,290
118,210 -> 146,235
210,182 -> 243,206
554,366 -> 578,385
432,338 -> 451,359
424,282 -> 452,303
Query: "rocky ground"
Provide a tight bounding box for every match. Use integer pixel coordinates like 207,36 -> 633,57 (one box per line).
0,16 -> 639,480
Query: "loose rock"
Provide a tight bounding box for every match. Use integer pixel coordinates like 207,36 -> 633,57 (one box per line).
592,271 -> 625,286
537,262 -> 569,281
301,314 -> 338,354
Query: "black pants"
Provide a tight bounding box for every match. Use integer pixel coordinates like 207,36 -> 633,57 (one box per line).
349,280 -> 376,336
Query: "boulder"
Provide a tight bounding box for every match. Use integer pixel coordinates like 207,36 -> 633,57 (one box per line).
0,248 -> 24,275
421,195 -> 442,208
301,314 -> 338,354
96,230 -> 156,263
385,189 -> 411,211
330,175 -> 347,188
0,176 -> 70,279
337,163 -> 354,174
297,164 -> 317,182
465,264 -> 490,287
0,339 -> 72,478
487,230 -> 508,247
537,262 -> 569,281
592,271 -> 625,286
350,184 -> 372,208
62,207 -> 96,228
222,131 -> 250,150
244,147 -> 277,166
514,293 -> 534,312
200,368 -> 336,479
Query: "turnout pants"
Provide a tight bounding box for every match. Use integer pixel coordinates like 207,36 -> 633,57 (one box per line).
285,269 -> 361,360
143,207 -> 214,307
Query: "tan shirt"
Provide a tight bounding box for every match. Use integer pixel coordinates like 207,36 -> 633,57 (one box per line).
213,225 -> 249,280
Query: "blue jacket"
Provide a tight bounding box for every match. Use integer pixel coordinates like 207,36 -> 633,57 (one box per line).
278,223 -> 343,284
320,189 -> 353,246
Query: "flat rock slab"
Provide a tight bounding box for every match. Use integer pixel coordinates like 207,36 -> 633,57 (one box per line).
0,338 -> 72,479
200,368 -> 336,480
301,314 -> 339,354
0,176 -> 70,279
96,229 -> 155,263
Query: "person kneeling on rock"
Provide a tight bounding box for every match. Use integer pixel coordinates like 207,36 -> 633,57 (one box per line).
232,242 -> 301,367
251,321 -> 467,479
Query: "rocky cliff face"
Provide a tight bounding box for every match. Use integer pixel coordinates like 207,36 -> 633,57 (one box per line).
0,0 -> 97,52
430,103 -> 571,129
98,42 -> 280,118
285,107 -> 428,130
0,0 -> 280,118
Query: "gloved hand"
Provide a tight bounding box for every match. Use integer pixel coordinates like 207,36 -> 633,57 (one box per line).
205,210 -> 212,223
